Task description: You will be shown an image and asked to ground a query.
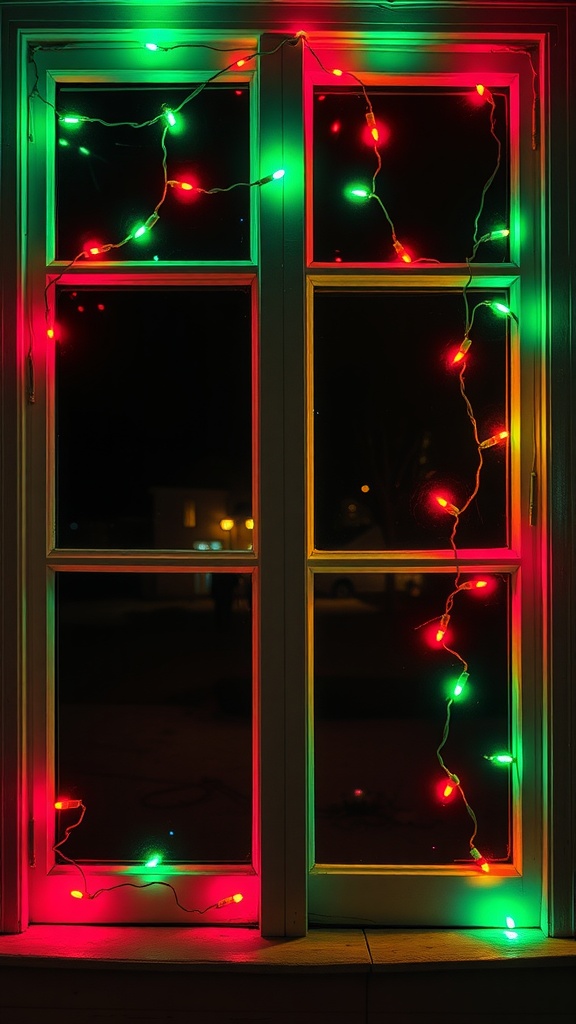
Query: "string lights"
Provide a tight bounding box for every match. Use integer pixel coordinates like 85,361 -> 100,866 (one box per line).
32,30 -> 518,883
53,800 -> 243,914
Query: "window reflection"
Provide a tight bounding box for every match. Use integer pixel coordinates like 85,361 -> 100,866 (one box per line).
56,572 -> 252,862
55,288 -> 252,550
313,88 -> 509,263
314,290 -> 509,551
56,85 -> 250,261
313,572 -> 510,866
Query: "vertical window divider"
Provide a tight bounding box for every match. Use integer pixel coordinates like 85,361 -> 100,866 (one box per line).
259,33 -> 307,937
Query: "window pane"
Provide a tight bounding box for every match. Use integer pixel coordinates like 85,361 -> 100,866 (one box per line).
314,290 -> 509,550
56,572 -> 252,863
55,288 -> 252,550
313,572 -> 510,866
313,89 -> 509,263
56,85 -> 250,261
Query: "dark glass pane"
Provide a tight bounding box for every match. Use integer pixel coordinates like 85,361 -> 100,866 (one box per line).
56,85 -> 250,261
314,290 -> 509,550
55,288 -> 252,550
314,89 -> 509,263
314,572 -> 510,866
56,572 -> 252,862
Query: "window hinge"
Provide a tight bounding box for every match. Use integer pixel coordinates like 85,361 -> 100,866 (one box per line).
28,819 -> 36,867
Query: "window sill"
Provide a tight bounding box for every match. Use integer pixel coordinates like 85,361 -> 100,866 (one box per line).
0,925 -> 573,973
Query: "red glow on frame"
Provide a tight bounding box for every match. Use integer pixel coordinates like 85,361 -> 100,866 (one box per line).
330,119 -> 342,134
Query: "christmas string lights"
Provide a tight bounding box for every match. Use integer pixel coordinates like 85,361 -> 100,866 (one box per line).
29,36 -> 296,335
304,37 -> 417,263
33,31 -> 516,878
53,799 -> 243,913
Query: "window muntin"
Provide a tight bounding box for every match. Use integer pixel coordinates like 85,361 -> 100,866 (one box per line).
56,84 -> 251,262
55,286 -> 253,550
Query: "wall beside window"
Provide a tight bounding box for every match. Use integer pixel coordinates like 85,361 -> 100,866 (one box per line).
0,1 -> 574,940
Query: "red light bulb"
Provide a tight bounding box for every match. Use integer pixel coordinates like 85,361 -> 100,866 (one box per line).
436,613 -> 450,643
436,496 -> 460,517
479,430 -> 509,449
392,239 -> 412,263
453,337 -> 472,364
365,110 -> 379,142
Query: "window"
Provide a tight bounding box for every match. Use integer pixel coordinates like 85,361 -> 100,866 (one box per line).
1,3 -> 574,939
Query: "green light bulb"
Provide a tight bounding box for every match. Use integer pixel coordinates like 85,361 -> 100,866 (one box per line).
452,671 -> 469,698
144,854 -> 162,868
491,301 -> 512,315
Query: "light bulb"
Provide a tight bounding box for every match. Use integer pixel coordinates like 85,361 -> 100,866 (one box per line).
452,670 -> 469,697
216,893 -> 244,908
55,799 -> 82,810
60,116 -> 82,126
257,169 -> 286,185
490,301 -> 518,322
436,613 -> 450,643
440,773 -> 459,799
349,187 -> 371,198
70,889 -> 85,899
476,84 -> 486,96
132,212 -> 159,239
365,110 -> 379,142
220,518 -> 234,531
436,496 -> 460,517
145,42 -> 159,51
392,239 -> 412,263
144,854 -> 162,868
453,337 -> 472,364
332,68 -> 343,77
484,753 -> 515,765
470,846 -> 490,872
457,580 -> 488,591
479,430 -> 509,449
163,108 -> 177,127
168,180 -> 194,191
488,228 -> 510,239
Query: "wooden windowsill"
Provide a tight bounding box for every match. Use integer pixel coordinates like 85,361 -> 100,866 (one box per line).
0,926 -> 573,973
